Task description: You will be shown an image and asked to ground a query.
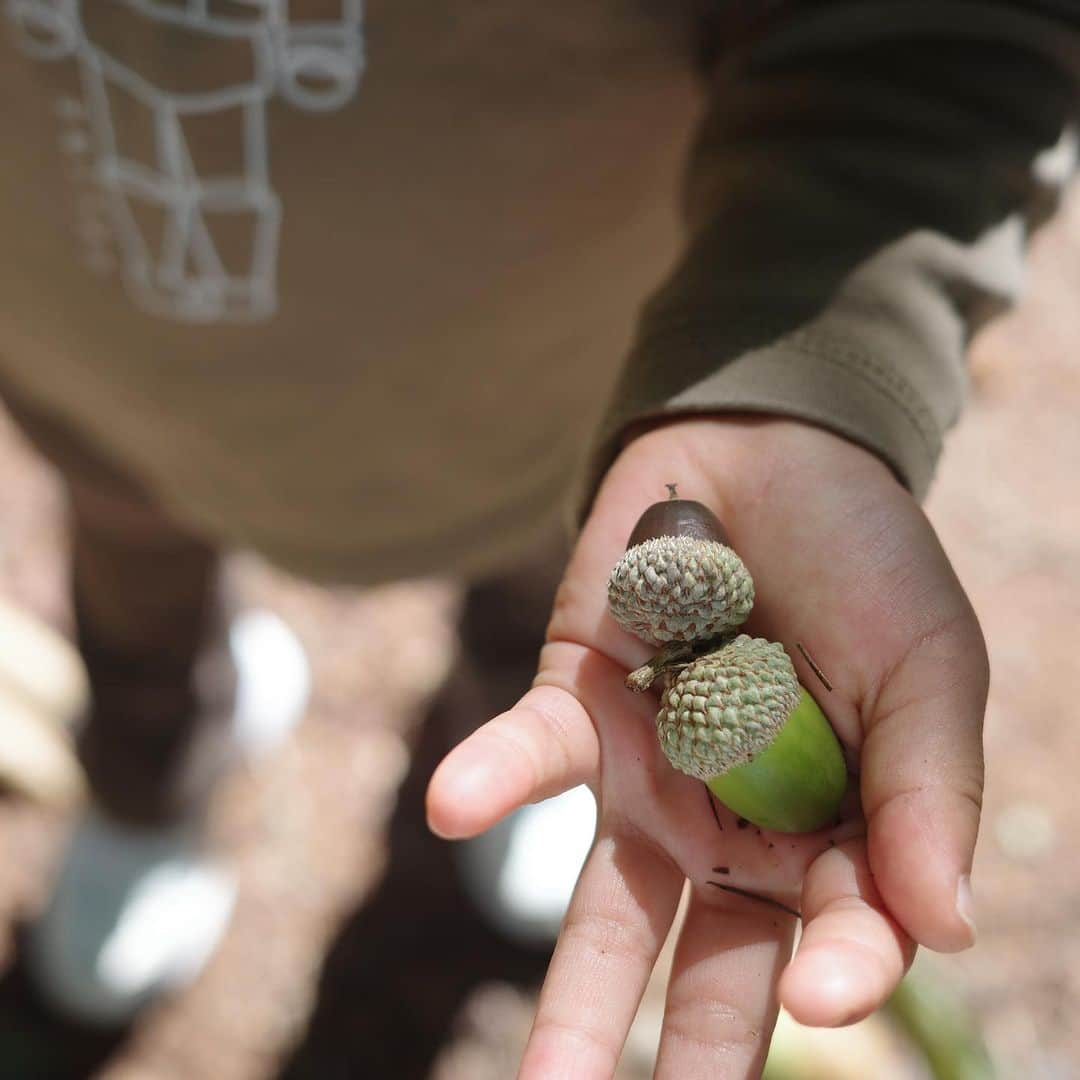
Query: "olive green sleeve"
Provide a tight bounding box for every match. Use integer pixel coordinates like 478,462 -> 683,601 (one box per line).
586,1 -> 1078,505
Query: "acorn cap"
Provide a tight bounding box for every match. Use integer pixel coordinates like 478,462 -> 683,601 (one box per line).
656,635 -> 798,780
607,535 -> 754,646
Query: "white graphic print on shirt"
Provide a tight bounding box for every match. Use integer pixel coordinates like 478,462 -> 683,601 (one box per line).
6,1 -> 365,323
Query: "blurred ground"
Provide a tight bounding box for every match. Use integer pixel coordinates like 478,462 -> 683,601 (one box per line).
1,187 -> 1079,1077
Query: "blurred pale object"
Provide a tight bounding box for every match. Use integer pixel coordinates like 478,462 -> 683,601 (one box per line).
993,801 -> 1056,862
765,1007 -> 929,1080
0,596 -> 87,807
456,784 -> 597,947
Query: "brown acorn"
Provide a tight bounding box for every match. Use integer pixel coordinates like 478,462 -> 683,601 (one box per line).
607,489 -> 753,647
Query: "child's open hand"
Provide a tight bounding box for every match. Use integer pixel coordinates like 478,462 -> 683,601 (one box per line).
427,417 -> 986,1078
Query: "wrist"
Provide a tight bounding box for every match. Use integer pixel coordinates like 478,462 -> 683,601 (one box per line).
614,414 -> 899,499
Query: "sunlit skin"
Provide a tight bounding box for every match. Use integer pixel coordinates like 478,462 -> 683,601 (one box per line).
427,416 -> 987,1079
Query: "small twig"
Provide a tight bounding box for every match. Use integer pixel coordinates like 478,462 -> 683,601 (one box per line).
627,630 -> 742,693
625,640 -> 694,692
706,787 -> 724,832
706,881 -> 802,920
795,641 -> 833,692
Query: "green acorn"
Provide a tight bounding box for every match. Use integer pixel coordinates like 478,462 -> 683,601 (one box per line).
657,636 -> 846,833
609,489 -> 847,834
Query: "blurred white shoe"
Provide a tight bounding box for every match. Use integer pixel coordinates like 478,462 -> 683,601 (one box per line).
456,784 -> 597,948
27,608 -> 309,1025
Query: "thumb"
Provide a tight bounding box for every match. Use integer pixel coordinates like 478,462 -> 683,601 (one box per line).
425,641 -> 605,840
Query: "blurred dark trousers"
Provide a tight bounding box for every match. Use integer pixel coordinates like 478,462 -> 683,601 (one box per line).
0,383 -> 566,829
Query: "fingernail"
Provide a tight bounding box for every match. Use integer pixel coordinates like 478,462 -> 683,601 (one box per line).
956,875 -> 977,941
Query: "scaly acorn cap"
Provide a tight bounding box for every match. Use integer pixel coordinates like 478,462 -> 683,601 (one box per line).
656,634 -> 848,833
656,634 -> 798,779
607,535 -> 754,646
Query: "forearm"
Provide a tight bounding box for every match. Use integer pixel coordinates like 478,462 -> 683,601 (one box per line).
587,0 -> 1078,504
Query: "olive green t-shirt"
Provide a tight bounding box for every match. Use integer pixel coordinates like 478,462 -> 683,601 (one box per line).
0,2 -> 1075,583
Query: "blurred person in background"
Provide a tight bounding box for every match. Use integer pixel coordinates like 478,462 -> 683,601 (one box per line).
0,1 -> 1077,1076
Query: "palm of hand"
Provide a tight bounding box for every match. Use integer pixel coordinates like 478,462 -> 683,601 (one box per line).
428,418 -> 986,1078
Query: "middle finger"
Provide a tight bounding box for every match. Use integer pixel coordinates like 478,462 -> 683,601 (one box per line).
656,888 -> 795,1078
518,827 -> 684,1079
